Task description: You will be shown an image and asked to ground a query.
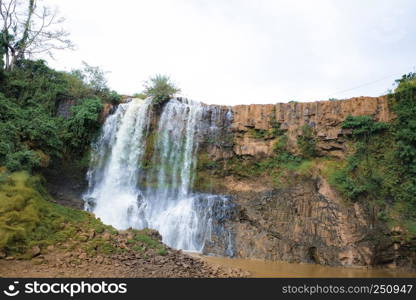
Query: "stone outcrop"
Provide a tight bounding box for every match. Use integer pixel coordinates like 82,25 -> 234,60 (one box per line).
230,96 -> 391,158
196,96 -> 415,270
230,177 -> 374,266
201,174 -> 415,269
100,103 -> 115,122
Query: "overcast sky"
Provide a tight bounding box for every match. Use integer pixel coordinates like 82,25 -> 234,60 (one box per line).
44,0 -> 416,105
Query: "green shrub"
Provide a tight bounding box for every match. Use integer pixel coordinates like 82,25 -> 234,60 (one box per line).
132,93 -> 147,100
0,59 -> 121,172
297,125 -> 317,158
342,115 -> 388,141
157,247 -> 168,256
63,97 -> 103,154
324,88 -> 416,235
143,74 -> 180,106
134,233 -> 160,249
249,128 -> 273,139
394,72 -> 416,93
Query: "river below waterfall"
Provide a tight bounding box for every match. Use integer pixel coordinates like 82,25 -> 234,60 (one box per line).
195,255 -> 416,278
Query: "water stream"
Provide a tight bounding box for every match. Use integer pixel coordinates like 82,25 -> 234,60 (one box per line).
197,256 -> 416,278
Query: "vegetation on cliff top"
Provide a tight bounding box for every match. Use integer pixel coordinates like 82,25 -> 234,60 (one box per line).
143,74 -> 181,107
0,59 -> 120,172
324,75 -> 416,236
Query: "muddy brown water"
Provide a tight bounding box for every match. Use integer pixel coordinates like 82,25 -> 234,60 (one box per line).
196,255 -> 416,278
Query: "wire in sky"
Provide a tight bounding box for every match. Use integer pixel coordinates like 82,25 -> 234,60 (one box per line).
327,72 -> 403,98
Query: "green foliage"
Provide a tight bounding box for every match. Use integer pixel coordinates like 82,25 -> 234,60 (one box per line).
0,59 -> 109,171
197,153 -> 220,171
132,230 -> 167,254
388,86 -> 416,218
0,36 -> 4,79
72,62 -> 108,93
342,115 -> 389,141
0,171 -> 87,255
327,117 -> 389,202
297,125 -> 317,159
132,93 -> 147,100
249,128 -> 273,139
157,247 -> 168,256
63,98 -> 103,154
143,74 -> 180,106
0,91 -> 62,171
270,114 -> 285,137
0,171 -> 167,258
394,72 -> 416,93
324,83 -> 416,235
5,150 -> 41,173
133,233 -> 160,249
71,62 -> 121,104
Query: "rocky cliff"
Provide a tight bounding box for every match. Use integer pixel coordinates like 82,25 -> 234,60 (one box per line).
230,96 -> 391,158
196,96 -> 415,270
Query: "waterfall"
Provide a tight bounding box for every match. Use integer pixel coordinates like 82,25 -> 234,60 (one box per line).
83,98 -> 234,254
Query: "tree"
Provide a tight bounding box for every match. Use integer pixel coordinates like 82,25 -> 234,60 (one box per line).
0,0 -> 74,71
143,74 -> 180,106
394,72 -> 416,93
70,61 -> 121,104
71,61 -> 109,94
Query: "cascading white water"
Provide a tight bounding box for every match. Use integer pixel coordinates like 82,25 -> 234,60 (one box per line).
84,98 -> 152,229
84,97 -> 234,254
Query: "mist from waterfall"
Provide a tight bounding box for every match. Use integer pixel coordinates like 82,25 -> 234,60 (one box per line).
83,98 -> 234,254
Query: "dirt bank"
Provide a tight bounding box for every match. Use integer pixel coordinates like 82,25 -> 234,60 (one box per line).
0,237 -> 248,278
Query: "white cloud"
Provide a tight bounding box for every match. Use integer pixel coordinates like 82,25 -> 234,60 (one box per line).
43,0 -> 416,105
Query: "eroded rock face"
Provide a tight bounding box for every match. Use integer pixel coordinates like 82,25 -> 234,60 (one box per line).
195,96 -> 415,269
219,176 -> 372,266
100,103 -> 115,122
208,176 -> 415,269
230,96 -> 391,158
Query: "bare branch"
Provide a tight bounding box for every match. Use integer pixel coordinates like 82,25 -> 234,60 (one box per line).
0,0 -> 73,70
